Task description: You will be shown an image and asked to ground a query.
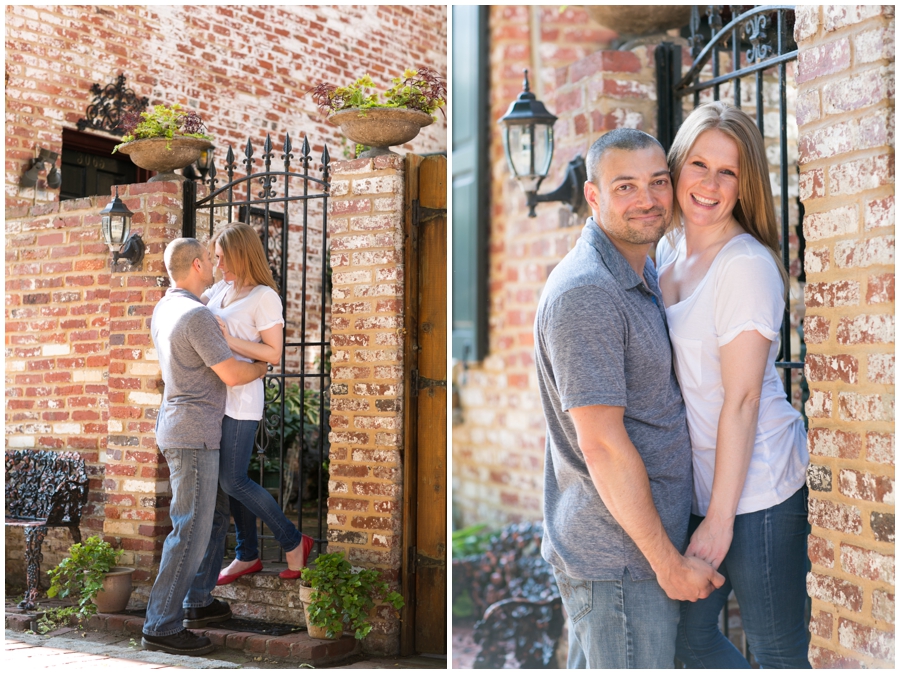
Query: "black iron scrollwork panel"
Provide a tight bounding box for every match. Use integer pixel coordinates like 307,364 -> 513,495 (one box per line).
76,74 -> 148,136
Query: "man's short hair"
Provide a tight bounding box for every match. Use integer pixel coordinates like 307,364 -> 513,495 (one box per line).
164,238 -> 204,281
585,129 -> 664,184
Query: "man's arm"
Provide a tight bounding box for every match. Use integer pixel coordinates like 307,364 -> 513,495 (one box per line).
569,404 -> 725,601
210,358 -> 268,387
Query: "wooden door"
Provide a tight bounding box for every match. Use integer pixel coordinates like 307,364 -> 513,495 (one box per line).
401,154 -> 447,656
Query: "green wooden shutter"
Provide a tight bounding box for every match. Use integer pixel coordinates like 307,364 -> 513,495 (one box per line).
451,5 -> 489,361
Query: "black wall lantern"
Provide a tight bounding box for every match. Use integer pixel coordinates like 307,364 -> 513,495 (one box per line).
499,70 -> 586,218
100,186 -> 144,267
20,148 -> 61,189
182,145 -> 216,183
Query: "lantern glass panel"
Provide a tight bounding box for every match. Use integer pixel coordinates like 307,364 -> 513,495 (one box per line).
110,215 -> 128,245
534,124 -> 553,178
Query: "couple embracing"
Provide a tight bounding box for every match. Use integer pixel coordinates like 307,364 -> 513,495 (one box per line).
140,224 -> 313,656
536,102 -> 811,669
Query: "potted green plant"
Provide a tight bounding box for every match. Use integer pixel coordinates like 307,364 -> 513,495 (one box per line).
298,551 -> 404,640
112,103 -> 213,182
310,67 -> 446,157
45,536 -> 135,622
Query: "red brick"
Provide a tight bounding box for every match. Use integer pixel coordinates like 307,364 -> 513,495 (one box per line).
809,428 -> 862,459
806,571 -> 863,611
809,498 -> 863,534
808,644 -> 865,669
837,617 -> 895,660
796,37 -> 851,84
838,470 -> 895,504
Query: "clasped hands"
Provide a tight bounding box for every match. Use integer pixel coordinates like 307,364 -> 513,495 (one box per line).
658,516 -> 732,602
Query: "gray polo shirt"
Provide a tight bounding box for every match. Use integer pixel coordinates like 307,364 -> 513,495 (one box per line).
151,287 -> 234,450
535,218 -> 692,581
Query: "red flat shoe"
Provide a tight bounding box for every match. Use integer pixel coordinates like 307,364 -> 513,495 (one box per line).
217,558 -> 263,586
279,534 -> 314,580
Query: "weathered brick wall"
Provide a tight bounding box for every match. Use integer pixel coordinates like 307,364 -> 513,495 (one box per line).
5,5 -> 447,212
5,184 -> 178,598
795,6 -> 895,668
326,156 -> 406,654
6,196 -> 111,578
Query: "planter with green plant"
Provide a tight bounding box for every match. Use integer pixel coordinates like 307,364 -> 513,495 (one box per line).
38,535 -> 134,632
310,67 -> 446,157
298,551 -> 404,640
112,103 -> 213,182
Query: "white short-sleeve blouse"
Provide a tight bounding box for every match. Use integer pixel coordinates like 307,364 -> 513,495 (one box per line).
206,280 -> 284,421
656,231 -> 808,516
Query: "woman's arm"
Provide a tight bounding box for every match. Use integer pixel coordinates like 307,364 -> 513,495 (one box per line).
217,318 -> 283,366
686,329 -> 770,568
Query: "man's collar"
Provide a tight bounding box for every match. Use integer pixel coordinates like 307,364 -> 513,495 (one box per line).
167,286 -> 202,302
581,217 -> 654,290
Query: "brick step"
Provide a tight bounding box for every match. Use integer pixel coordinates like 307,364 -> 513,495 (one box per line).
5,602 -> 360,666
211,565 -> 307,626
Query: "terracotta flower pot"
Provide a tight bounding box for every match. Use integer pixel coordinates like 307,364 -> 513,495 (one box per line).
116,137 -> 214,182
297,584 -> 342,640
92,566 -> 135,614
327,107 -> 433,158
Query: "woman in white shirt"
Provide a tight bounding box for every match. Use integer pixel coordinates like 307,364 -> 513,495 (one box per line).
203,223 -> 313,584
656,102 -> 810,668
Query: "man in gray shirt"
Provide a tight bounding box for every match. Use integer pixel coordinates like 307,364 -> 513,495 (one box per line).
534,129 -> 724,668
141,238 -> 268,656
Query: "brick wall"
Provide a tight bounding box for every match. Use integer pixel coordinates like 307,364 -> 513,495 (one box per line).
5,4 -> 446,212
795,6 -> 895,668
326,156 -> 407,654
5,184 -> 178,600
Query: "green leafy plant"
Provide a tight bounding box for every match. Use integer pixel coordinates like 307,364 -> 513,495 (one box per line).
309,67 -> 446,119
113,103 -> 212,153
300,551 -> 404,640
40,536 -> 122,631
452,523 -> 494,559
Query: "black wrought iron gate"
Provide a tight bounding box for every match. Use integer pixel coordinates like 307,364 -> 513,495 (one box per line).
656,5 -> 805,409
183,133 -> 331,561
655,5 -> 808,662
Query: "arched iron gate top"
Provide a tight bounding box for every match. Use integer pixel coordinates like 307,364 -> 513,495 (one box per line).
183,132 -> 331,240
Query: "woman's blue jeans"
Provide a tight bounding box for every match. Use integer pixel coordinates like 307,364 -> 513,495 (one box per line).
219,416 -> 302,560
676,486 -> 811,668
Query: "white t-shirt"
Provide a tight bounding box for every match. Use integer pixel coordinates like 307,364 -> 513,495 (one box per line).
656,231 -> 808,516
205,280 -> 284,420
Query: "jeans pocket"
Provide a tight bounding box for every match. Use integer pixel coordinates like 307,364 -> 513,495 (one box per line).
161,447 -> 181,474
553,568 -> 592,624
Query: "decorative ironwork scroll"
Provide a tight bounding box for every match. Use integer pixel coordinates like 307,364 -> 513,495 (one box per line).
76,74 -> 148,136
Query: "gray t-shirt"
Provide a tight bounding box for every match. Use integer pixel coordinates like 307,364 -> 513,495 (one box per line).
535,219 -> 693,581
151,287 -> 233,450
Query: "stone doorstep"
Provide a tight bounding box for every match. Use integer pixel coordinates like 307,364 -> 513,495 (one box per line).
4,608 -> 360,666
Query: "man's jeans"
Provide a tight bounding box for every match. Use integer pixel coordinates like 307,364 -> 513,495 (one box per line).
143,447 -> 227,636
675,486 -> 811,668
553,566 -> 679,668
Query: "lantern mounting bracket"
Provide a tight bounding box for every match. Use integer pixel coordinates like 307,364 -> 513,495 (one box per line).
525,155 -> 587,218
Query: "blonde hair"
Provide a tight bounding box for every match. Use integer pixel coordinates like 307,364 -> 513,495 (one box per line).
668,101 -> 789,292
211,222 -> 278,293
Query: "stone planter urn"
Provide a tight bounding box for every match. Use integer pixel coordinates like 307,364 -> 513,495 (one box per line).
92,566 -> 135,614
327,107 -> 433,158
297,584 -> 342,640
116,137 -> 214,182
585,5 -> 692,36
